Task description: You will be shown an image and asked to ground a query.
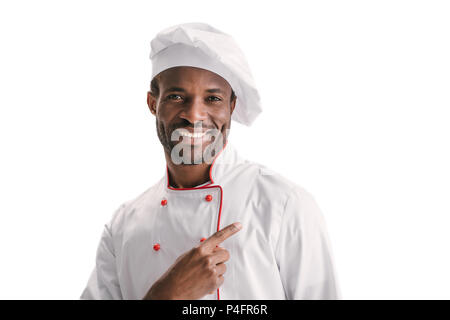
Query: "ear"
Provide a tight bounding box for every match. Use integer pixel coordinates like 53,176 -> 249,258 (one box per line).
230,96 -> 237,115
147,91 -> 157,115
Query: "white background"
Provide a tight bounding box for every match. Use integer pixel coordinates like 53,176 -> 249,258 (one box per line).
0,0 -> 449,299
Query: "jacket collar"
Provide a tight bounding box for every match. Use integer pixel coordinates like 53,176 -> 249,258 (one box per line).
164,141 -> 244,190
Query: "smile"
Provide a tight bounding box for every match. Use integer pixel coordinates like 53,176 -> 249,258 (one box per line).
178,130 -> 210,139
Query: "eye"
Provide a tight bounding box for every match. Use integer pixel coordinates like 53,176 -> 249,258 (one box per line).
167,94 -> 183,101
207,96 -> 221,102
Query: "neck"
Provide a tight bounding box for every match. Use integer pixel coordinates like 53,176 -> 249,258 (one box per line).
165,152 -> 211,188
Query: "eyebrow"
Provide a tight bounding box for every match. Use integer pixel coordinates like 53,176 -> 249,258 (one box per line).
205,88 -> 225,94
163,87 -> 225,94
164,86 -> 186,93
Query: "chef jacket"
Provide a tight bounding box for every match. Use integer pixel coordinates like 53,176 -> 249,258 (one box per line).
80,142 -> 341,300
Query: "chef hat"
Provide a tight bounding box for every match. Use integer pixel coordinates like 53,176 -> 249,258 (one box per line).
149,22 -> 262,127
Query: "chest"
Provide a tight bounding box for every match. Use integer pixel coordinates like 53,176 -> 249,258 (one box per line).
116,184 -> 286,299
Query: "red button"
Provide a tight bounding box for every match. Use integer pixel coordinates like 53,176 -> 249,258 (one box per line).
153,243 -> 160,251
205,194 -> 213,202
161,199 -> 167,206
200,237 -> 206,242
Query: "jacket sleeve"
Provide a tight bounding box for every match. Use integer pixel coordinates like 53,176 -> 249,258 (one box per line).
80,206 -> 124,300
275,186 -> 341,299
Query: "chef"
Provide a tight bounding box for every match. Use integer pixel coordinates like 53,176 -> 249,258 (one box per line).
80,22 -> 341,300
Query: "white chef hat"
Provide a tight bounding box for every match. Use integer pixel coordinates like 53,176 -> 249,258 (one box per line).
149,22 -> 262,127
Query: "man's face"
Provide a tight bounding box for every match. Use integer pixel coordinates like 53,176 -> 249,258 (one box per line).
147,66 -> 236,164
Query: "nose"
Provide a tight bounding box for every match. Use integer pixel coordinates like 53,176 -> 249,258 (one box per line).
179,96 -> 208,124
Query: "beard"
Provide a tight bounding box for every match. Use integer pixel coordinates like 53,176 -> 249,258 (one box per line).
156,118 -> 228,165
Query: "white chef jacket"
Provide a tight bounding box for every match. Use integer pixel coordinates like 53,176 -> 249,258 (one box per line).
80,142 -> 341,300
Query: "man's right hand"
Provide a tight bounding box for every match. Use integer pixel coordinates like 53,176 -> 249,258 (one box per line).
142,222 -> 242,300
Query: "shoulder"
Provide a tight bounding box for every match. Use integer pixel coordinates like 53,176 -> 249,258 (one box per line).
234,158 -> 312,202
106,177 -> 166,235
224,156 -> 322,222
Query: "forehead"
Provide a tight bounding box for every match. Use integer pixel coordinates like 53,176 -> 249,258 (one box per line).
158,66 -> 232,92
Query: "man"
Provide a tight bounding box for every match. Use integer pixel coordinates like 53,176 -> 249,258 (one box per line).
80,22 -> 340,300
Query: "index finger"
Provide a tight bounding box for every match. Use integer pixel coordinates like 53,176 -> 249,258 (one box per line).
201,222 -> 242,250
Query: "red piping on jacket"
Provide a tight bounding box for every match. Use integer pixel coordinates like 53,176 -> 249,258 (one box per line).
165,142 -> 228,300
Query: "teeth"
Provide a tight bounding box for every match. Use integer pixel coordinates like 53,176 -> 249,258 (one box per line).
179,131 -> 206,138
